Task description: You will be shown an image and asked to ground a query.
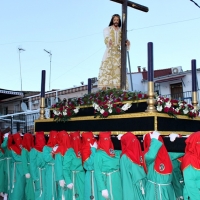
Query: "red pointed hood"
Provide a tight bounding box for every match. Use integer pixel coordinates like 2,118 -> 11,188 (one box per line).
70,132 -> 82,158
54,130 -> 71,156
121,132 -> 143,166
143,133 -> 173,174
98,132 -> 115,157
22,133 -> 34,152
10,133 -> 23,155
47,130 -> 58,147
34,131 -> 46,152
0,132 -> 4,153
181,131 -> 200,171
81,132 -> 96,163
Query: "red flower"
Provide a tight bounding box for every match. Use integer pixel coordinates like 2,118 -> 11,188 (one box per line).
113,104 -> 117,108
116,107 -> 121,113
164,107 -> 169,113
138,93 -> 142,99
59,107 -> 63,111
103,105 -> 108,109
102,111 -> 109,118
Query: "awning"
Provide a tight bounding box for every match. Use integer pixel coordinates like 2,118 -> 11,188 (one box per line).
154,74 -> 185,83
0,89 -> 23,101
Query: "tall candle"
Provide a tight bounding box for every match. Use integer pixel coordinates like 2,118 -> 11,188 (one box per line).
192,59 -> 197,91
148,42 -> 154,81
41,70 -> 46,97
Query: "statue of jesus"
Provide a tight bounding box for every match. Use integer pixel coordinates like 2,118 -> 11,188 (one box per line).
98,14 -> 130,90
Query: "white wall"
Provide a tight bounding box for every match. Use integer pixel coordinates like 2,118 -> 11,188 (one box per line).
128,73 -> 145,92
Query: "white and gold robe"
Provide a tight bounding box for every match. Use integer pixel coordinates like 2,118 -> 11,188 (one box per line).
98,26 -> 124,89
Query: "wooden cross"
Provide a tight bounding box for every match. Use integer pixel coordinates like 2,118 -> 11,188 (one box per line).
110,0 -> 149,90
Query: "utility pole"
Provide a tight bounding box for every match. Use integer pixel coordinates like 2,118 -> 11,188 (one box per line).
44,49 -> 52,91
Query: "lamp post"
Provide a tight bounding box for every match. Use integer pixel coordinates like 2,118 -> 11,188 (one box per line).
44,49 -> 52,91
18,48 -> 25,92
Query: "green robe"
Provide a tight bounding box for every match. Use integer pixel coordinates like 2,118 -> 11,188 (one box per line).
120,154 -> 146,200
183,165 -> 200,200
63,148 -> 85,200
144,139 -> 176,200
10,151 -> 25,200
168,152 -> 184,199
83,147 -> 98,200
55,153 -> 67,200
1,137 -> 12,194
22,148 -> 35,200
30,148 -> 46,200
0,150 -> 5,193
43,146 -> 58,200
94,150 -> 122,200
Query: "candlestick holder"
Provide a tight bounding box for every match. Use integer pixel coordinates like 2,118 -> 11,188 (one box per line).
192,91 -> 198,110
39,97 -> 46,120
146,81 -> 157,113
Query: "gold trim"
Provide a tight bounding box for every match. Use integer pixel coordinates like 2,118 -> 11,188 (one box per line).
41,130 -> 194,136
35,112 -> 200,123
154,116 -> 157,131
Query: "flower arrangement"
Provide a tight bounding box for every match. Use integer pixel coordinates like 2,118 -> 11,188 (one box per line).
93,101 -> 132,118
51,99 -> 80,122
68,88 -> 148,107
156,96 -> 199,119
51,89 -> 148,121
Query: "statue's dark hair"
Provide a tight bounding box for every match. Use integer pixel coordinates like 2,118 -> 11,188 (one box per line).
109,14 -> 121,27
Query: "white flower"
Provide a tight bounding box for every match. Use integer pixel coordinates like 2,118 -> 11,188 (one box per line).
108,103 -> 113,108
108,108 -> 112,113
190,109 -> 195,113
73,108 -> 79,114
157,105 -> 163,112
63,110 -> 67,116
121,103 -> 132,111
175,108 -> 179,112
93,103 -> 100,111
165,101 -> 172,108
53,110 -> 60,116
183,109 -> 189,114
100,109 -> 105,114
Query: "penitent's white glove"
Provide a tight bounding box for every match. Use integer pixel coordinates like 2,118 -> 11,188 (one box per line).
150,131 -> 160,140
59,180 -> 66,187
53,145 -> 58,152
4,133 -> 9,138
25,173 -> 30,178
67,183 -> 73,189
102,189 -> 109,198
117,134 -> 123,140
90,142 -> 97,149
169,133 -> 180,142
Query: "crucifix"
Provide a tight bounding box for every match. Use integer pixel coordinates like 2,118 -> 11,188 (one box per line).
110,0 -> 149,90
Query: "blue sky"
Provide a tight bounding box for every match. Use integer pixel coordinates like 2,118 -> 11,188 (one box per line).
0,0 -> 199,92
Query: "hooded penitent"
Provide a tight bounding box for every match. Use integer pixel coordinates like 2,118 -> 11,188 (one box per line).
34,131 -> 46,152
54,130 -> 71,156
121,132 -> 143,166
181,131 -> 200,171
10,133 -> 23,155
143,132 -> 173,174
22,133 -> 34,152
47,130 -> 58,148
81,132 -> 96,163
97,132 -> 115,157
0,132 -> 4,153
70,132 -> 81,158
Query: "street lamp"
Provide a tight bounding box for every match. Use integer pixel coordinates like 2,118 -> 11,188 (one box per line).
18,48 -> 25,92
44,49 -> 52,91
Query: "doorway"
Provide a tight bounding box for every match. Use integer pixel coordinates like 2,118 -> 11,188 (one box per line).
170,83 -> 183,100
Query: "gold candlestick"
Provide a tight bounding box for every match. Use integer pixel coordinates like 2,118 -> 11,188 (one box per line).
39,97 -> 46,120
146,81 -> 157,112
192,91 -> 198,110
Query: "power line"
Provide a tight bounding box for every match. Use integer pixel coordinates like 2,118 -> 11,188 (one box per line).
190,0 -> 200,8
128,16 -> 200,32
1,17 -> 200,46
51,46 -> 104,83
